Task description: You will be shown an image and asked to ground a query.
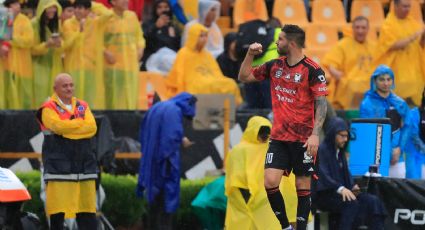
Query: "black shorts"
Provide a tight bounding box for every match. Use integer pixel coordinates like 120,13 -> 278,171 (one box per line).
265,139 -> 315,176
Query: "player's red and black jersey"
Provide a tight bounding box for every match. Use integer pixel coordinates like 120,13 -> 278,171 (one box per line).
252,56 -> 328,142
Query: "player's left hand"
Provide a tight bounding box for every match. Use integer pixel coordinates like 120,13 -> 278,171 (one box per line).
303,134 -> 319,157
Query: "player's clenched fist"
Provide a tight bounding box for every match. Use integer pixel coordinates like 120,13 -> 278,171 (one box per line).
248,42 -> 263,56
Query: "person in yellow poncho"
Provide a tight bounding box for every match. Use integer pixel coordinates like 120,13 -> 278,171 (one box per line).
166,23 -> 243,105
36,73 -> 98,229
63,0 -> 113,109
225,116 -> 297,229
373,0 -> 425,106
2,0 -> 34,109
31,0 -> 63,106
103,0 -> 145,110
321,16 -> 375,110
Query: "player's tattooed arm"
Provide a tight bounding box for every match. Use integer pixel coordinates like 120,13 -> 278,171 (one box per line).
312,96 -> 327,136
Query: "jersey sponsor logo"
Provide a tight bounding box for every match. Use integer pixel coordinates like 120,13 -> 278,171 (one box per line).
275,85 -> 297,95
284,73 -> 291,80
275,68 -> 283,79
318,75 -> 326,82
318,86 -> 327,92
276,94 -> 294,103
266,152 -> 274,164
294,73 -> 302,83
303,151 -> 313,164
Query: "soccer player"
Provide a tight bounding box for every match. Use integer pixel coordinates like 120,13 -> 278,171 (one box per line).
238,24 -> 328,230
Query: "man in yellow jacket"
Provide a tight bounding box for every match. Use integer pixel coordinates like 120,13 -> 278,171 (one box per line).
225,116 -> 297,229
63,0 -> 113,109
3,0 -> 34,109
322,16 -> 375,110
103,0 -> 145,110
36,73 -> 98,229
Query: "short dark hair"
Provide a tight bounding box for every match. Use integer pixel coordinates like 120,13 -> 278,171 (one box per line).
352,15 -> 369,25
58,0 -> 73,9
281,24 -> 305,48
4,0 -> 19,8
74,0 -> 91,9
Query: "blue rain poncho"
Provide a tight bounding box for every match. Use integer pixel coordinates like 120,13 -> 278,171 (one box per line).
136,92 -> 196,212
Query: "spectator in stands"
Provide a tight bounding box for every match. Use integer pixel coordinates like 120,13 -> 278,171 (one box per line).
104,0 -> 145,109
225,116 -> 298,229
31,0 -> 63,106
166,23 -> 242,105
373,0 -> 425,106
141,0 -> 180,70
313,117 -> 386,230
137,92 -> 197,230
2,0 -> 34,109
322,16 -> 374,110
181,0 -> 223,58
401,87 -> 425,179
58,0 -> 74,24
36,73 -> 98,230
62,0 -> 112,109
233,0 -> 268,27
216,32 -> 240,82
359,65 -> 410,178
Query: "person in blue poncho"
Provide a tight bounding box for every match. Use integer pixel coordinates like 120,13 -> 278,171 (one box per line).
312,117 -> 386,230
401,88 -> 425,179
136,92 -> 197,229
359,65 -> 409,178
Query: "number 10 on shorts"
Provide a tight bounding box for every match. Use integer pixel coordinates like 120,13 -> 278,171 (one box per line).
266,152 -> 274,164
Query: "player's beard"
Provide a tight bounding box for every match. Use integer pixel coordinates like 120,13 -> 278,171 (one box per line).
277,44 -> 289,56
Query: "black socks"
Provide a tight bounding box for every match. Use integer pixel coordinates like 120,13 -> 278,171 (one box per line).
296,189 -> 311,230
266,186 -> 290,228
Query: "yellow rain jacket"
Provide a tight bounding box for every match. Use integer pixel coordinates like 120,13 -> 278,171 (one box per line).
63,9 -> 113,109
373,12 -> 425,105
166,23 -> 242,105
225,116 -> 297,229
321,35 -> 375,110
103,10 -> 145,110
3,13 -> 34,109
31,0 -> 63,106
0,62 -> 4,109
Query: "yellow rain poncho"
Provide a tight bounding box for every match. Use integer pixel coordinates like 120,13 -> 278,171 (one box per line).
225,116 -> 297,229
0,62 -> 4,109
31,0 -> 63,106
166,23 -> 242,105
3,13 -> 34,109
321,35 -> 375,110
103,10 -> 145,110
373,12 -> 425,105
63,9 -> 113,109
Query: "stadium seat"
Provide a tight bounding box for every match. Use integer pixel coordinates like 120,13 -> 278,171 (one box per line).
138,71 -> 167,110
350,0 -> 385,31
311,0 -> 347,29
217,16 -> 232,29
305,24 -> 339,50
272,0 -> 309,28
233,0 -> 269,27
390,0 -> 423,23
220,27 -> 238,37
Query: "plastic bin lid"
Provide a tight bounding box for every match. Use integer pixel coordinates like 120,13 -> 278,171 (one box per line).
351,118 -> 391,124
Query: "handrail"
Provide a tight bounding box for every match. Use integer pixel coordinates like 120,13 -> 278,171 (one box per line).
0,152 -> 142,159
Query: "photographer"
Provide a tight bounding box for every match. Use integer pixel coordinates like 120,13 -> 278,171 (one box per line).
312,117 -> 386,230
141,0 -> 180,70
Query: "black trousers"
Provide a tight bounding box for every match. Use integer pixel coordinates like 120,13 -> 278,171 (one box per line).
314,191 -> 386,230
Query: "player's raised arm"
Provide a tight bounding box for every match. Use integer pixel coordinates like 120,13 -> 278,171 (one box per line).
238,42 -> 262,83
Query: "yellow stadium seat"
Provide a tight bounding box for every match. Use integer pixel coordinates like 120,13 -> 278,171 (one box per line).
305,24 -> 339,50
311,0 -> 347,29
233,0 -> 269,27
390,0 -> 423,23
272,0 -> 309,28
217,16 -> 232,29
138,71 -> 168,110
350,0 -> 385,31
